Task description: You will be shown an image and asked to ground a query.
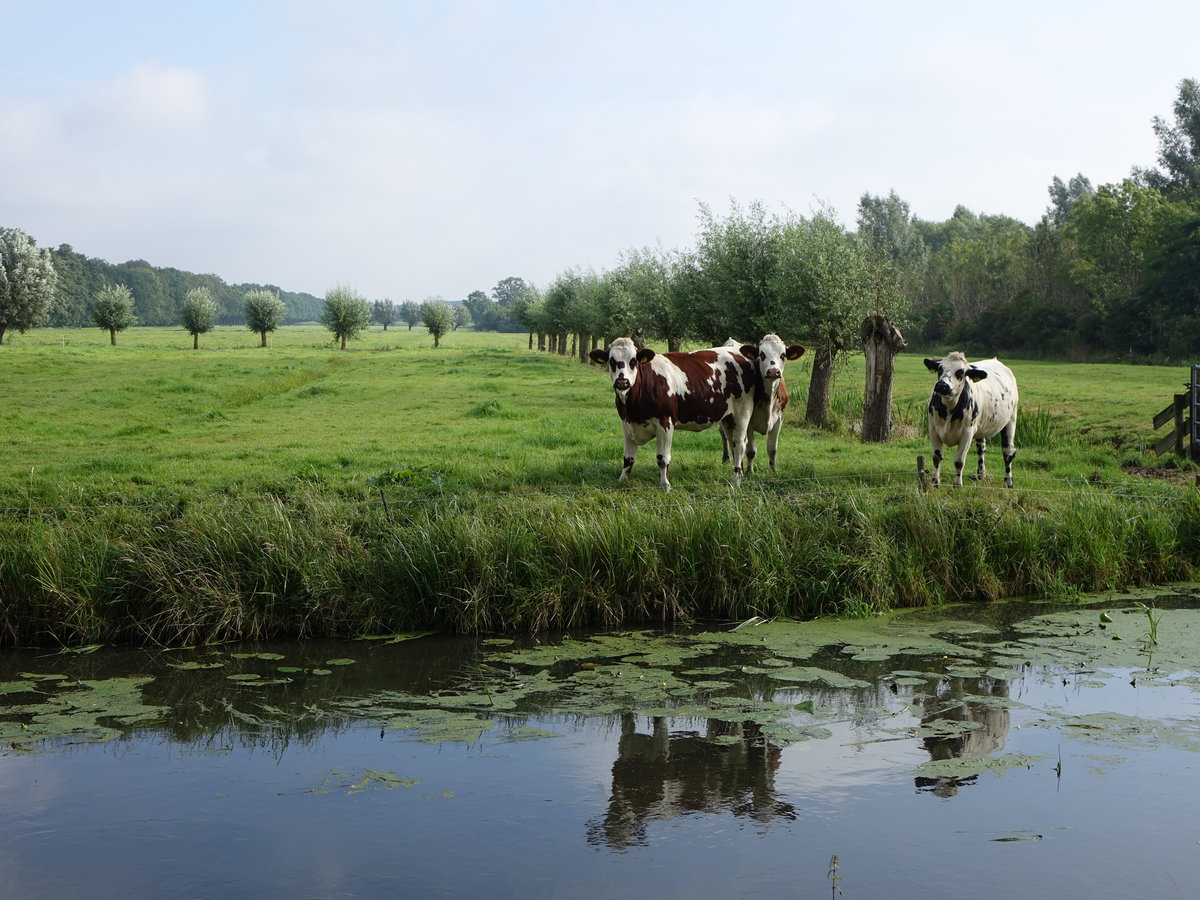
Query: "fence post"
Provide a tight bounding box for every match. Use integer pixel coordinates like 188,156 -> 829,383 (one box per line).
917,455 -> 928,492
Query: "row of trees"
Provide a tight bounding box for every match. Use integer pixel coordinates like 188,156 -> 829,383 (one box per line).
6,79 -> 1198,366
45,245 -> 325,327
457,78 -> 1200,368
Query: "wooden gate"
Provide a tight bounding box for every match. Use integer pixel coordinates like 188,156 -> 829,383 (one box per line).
1152,365 -> 1200,460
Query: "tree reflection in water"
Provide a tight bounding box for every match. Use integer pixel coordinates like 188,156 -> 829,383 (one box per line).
587,713 -> 797,850
914,676 -> 1011,798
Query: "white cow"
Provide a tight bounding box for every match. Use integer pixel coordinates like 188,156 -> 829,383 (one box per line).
924,351 -> 1019,487
717,335 -> 806,474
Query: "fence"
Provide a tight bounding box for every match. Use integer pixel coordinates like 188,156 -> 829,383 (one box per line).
1152,364 -> 1200,460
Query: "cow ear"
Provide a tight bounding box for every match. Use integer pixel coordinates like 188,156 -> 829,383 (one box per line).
636,348 -> 655,364
588,349 -> 609,365
739,344 -> 757,358
924,358 -> 941,372
786,344 -> 806,359
966,367 -> 988,382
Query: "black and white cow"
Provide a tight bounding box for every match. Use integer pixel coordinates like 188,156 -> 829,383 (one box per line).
590,337 -> 757,490
717,335 -> 806,474
924,351 -> 1019,488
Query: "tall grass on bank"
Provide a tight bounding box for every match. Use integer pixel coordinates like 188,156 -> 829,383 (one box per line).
2,485 -> 1197,646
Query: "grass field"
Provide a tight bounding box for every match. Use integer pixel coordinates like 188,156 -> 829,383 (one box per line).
2,323 -> 1192,502
1,324 -> 1197,645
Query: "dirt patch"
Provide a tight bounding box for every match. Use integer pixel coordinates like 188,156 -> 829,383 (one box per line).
1122,466 -> 1197,484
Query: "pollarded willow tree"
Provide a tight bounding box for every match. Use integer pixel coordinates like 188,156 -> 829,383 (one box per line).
420,297 -> 454,347
92,283 -> 137,345
0,227 -> 57,345
180,286 -> 219,349
321,285 -> 372,350
373,298 -> 397,331
243,289 -> 287,347
769,209 -> 907,427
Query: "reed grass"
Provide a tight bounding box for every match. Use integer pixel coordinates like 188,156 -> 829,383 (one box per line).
2,484 -> 1197,646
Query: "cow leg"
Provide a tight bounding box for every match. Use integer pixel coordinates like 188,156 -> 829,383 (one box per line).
766,417 -> 783,472
974,436 -> 987,481
951,435 -> 972,488
743,429 -> 757,476
655,428 -> 674,491
727,411 -> 751,487
1000,418 -> 1017,488
619,429 -> 638,482
719,415 -> 732,463
929,431 -> 944,487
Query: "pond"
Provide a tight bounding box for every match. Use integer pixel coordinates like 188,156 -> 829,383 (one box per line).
3,586 -> 1200,899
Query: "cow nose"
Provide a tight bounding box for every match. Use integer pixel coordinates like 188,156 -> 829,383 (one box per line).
934,382 -> 951,395
765,367 -> 781,379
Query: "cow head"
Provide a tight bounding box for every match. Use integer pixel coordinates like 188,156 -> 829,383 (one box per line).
739,334 -> 805,382
925,352 -> 987,400
590,337 -> 655,398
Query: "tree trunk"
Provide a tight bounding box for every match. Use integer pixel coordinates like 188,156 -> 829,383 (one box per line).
860,315 -> 907,442
578,333 -> 590,364
805,344 -> 837,426
340,334 -> 347,350
570,334 -> 578,358
558,332 -> 568,355
537,332 -> 546,351
528,331 -> 534,350
110,329 -> 117,345
0,324 -> 6,344
260,331 -> 268,347
434,333 -> 440,347
668,336 -> 681,353
193,333 -> 200,350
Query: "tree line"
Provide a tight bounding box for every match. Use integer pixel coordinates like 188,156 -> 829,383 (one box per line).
4,78 -> 1198,370
45,244 -> 325,327
467,77 -> 1200,375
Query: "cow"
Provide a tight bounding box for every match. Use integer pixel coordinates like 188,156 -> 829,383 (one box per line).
924,351 -> 1019,488
589,337 -> 756,490
718,335 -> 806,475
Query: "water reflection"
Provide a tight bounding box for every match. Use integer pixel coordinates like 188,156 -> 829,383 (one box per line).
914,676 -> 1012,797
587,713 -> 796,849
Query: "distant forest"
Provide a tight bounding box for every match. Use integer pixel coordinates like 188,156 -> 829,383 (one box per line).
45,244 -> 324,327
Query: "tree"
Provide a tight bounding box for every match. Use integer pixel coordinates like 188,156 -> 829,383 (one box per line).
492,277 -> 528,307
1136,77 -> 1200,198
243,289 -> 287,347
398,300 -> 422,330
92,283 -> 137,345
180,286 -> 218,349
1045,174 -> 1095,226
0,227 -> 57,345
614,245 -> 688,351
321,285 -> 372,350
421,297 -> 454,347
373,298 -> 397,331
452,305 -> 470,331
691,200 -> 781,342
771,210 -> 906,426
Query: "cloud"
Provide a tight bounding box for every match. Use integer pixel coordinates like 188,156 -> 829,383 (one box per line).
91,62 -> 215,136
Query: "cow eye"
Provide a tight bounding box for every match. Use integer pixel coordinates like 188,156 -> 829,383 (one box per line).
955,371 -> 964,380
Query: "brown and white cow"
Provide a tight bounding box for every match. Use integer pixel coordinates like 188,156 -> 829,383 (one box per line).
590,337 -> 756,490
924,351 -> 1019,488
718,335 -> 806,474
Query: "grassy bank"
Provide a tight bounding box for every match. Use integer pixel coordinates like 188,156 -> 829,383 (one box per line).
2,326 -> 1198,645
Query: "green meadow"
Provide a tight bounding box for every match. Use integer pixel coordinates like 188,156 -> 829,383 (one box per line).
1,324 -> 1198,645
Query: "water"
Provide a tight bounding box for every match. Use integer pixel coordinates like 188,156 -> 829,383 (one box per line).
3,588 -> 1200,899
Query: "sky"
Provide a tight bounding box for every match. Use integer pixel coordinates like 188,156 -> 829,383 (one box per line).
2,0 -> 1197,303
